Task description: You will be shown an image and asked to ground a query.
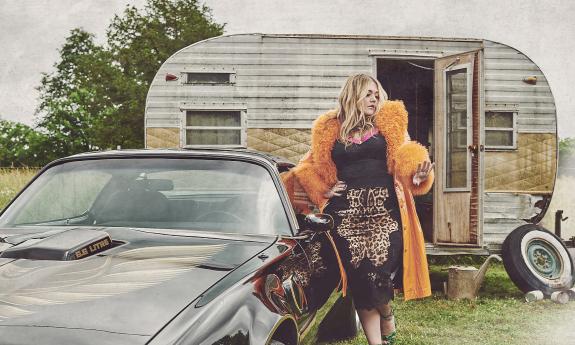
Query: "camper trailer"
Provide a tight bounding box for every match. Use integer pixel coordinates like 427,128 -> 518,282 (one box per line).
144,33 -> 559,257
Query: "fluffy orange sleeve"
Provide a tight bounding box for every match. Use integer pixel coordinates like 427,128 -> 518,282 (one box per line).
280,170 -> 315,214
392,141 -> 434,196
292,162 -> 330,210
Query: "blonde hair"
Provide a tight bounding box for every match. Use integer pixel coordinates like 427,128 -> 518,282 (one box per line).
337,74 -> 388,146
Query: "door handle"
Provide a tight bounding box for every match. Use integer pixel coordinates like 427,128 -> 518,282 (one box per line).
467,144 -> 478,156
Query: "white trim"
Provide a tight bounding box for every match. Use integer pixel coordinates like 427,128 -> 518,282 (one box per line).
484,110 -> 518,150
180,102 -> 247,111
182,66 -> 236,73
443,63 -> 473,192
145,118 -> 180,127
182,144 -> 245,149
478,48 -> 485,248
240,110 -> 247,146
181,67 -> 236,85
485,103 -> 519,112
368,49 -> 443,58
485,127 -> 514,131
181,108 -> 247,147
186,126 -> 242,130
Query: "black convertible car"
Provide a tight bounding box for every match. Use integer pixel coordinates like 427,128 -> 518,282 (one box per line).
0,149 -> 357,345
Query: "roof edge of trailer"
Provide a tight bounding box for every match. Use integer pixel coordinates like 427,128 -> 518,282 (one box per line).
257,33 -> 484,43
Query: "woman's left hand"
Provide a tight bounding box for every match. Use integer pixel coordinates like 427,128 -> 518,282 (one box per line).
412,161 -> 434,186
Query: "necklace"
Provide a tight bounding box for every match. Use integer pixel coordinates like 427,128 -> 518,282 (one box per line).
348,127 -> 378,144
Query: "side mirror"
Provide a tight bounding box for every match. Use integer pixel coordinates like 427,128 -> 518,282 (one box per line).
302,213 -> 334,232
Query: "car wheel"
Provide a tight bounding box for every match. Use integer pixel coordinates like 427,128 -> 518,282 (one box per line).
502,224 -> 575,296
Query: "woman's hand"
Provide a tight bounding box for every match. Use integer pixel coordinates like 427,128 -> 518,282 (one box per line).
412,161 -> 434,186
324,180 -> 347,198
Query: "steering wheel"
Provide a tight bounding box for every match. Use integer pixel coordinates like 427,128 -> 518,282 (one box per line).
196,211 -> 245,223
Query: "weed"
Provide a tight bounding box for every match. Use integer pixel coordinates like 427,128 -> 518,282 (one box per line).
0,168 -> 37,211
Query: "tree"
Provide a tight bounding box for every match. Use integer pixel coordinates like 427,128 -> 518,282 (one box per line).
37,29 -> 113,155
0,120 -> 53,167
107,0 -> 224,83
36,0 -> 224,157
559,137 -> 575,155
559,137 -> 575,170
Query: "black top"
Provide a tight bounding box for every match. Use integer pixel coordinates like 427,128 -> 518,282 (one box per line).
331,133 -> 394,188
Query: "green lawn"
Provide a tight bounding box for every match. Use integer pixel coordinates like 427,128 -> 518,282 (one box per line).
326,262 -> 575,345
0,168 -> 37,210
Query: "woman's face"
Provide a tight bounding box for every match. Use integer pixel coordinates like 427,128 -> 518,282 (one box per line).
360,80 -> 379,117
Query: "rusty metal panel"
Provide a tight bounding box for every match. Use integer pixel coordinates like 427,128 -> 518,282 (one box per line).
145,128 -> 180,149
246,128 -> 311,163
484,133 -> 557,192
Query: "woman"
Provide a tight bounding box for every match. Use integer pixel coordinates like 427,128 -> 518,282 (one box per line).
282,74 -> 434,345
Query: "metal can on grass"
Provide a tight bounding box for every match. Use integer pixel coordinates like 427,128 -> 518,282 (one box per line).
550,291 -> 569,304
525,290 -> 544,302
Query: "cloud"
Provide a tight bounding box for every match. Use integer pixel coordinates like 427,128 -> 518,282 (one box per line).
0,0 -> 146,124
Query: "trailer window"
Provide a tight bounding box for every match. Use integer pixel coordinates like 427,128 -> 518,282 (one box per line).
184,110 -> 245,146
445,67 -> 471,190
185,72 -> 235,85
485,111 -> 517,150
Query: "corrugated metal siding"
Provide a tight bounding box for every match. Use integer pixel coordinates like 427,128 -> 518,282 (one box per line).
146,34 -> 483,128
483,41 -> 556,133
147,36 -> 555,131
482,192 -> 540,246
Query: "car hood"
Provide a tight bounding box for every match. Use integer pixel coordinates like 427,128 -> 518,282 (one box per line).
0,226 -> 276,339
0,325 -> 149,345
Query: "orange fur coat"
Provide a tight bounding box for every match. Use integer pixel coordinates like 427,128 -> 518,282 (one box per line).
281,100 -> 433,301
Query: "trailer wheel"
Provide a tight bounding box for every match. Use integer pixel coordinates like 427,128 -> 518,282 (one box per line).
502,224 -> 574,296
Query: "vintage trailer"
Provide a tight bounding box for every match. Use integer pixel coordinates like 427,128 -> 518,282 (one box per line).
144,33 -> 559,256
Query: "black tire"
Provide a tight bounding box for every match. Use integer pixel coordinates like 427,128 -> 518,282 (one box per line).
502,224 -> 575,296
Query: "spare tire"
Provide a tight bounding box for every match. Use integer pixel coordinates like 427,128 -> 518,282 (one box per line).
502,224 -> 574,296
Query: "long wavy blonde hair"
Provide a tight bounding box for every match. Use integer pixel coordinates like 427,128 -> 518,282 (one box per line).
337,74 -> 388,146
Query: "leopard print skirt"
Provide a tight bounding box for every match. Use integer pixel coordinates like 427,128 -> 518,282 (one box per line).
324,185 -> 403,310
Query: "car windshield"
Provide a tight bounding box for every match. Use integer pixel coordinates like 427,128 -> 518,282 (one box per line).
0,158 -> 291,235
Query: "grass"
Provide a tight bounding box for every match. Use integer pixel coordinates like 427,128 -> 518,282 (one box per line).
325,262 -> 575,345
0,168 -> 37,211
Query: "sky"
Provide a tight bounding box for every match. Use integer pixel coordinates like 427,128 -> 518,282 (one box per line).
1,0 -> 574,137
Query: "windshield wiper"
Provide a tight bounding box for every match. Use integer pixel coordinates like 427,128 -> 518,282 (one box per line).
14,213 -> 92,227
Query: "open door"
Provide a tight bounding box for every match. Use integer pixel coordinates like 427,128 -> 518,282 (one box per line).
433,50 -> 482,245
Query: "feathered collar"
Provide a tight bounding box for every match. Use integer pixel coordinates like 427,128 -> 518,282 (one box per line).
309,100 -> 408,172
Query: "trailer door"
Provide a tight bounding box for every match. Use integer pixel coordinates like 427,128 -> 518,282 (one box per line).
434,50 -> 482,245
